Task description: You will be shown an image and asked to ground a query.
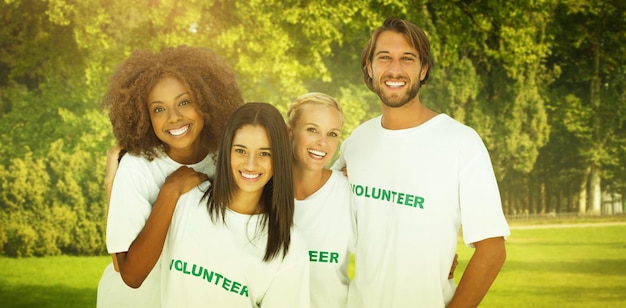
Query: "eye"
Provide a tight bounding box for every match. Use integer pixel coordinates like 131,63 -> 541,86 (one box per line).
179,100 -> 190,106
234,148 -> 246,155
307,127 -> 318,133
154,106 -> 165,113
328,131 -> 339,138
259,151 -> 271,157
402,57 -> 415,62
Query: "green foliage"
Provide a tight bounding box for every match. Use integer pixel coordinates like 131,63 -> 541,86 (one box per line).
0,135 -> 108,256
0,0 -> 625,256
541,0 -> 626,213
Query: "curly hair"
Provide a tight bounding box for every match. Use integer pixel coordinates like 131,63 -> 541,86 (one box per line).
103,46 -> 244,160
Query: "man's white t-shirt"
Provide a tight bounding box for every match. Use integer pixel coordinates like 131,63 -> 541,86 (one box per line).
335,114 -> 510,307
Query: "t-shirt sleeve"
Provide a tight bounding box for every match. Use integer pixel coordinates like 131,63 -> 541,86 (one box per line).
459,133 -> 510,247
106,156 -> 155,253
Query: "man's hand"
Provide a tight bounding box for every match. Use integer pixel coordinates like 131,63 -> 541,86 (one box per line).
449,253 -> 459,279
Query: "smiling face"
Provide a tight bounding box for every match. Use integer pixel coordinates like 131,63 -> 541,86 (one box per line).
290,104 -> 342,172
230,125 -> 274,197
367,31 -> 429,108
147,76 -> 204,162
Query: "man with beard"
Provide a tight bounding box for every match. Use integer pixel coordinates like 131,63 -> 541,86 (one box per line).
333,17 -> 510,307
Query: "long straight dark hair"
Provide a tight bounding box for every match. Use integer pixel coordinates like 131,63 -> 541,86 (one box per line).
204,102 -> 294,261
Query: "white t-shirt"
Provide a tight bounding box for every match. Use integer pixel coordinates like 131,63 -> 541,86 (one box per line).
161,181 -> 311,308
335,114 -> 510,308
294,170 -> 354,308
97,152 -> 215,308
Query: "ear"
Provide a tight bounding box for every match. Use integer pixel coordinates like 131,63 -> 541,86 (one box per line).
288,127 -> 293,139
366,61 -> 373,79
420,63 -> 429,81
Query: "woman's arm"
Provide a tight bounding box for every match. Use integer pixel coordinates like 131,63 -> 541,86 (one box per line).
115,166 -> 207,288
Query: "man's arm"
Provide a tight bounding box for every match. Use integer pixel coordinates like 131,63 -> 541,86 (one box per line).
447,237 -> 506,308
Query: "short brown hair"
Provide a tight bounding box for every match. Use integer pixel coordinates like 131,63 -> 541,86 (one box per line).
103,46 -> 243,160
361,17 -> 433,91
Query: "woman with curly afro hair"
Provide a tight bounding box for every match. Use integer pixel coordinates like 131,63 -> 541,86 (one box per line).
97,46 -> 243,308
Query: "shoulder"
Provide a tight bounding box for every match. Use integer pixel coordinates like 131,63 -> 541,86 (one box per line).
340,116 -> 381,152
351,115 -> 382,135
329,170 -> 350,188
178,181 -> 211,206
118,152 -> 147,165
118,152 -> 163,170
171,181 -> 211,224
432,114 -> 484,143
113,154 -> 156,183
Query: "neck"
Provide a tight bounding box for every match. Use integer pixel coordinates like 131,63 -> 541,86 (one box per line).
293,165 -> 331,200
228,190 -> 264,215
168,143 -> 209,165
380,96 -> 438,130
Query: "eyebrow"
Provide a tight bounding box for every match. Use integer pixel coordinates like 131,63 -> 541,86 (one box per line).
233,144 -> 272,151
149,92 -> 189,105
305,123 -> 341,130
375,50 -> 418,58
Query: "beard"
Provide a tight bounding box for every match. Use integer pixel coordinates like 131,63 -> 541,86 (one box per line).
373,76 -> 421,108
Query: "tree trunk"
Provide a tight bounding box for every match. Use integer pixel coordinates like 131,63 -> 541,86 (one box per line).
587,40 -> 602,216
589,166 -> 602,215
578,167 -> 589,215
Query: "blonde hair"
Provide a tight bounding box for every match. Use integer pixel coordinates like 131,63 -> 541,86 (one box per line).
286,92 -> 344,129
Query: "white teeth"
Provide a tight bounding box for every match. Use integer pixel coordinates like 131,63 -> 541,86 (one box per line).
241,172 -> 260,179
385,81 -> 405,87
169,125 -> 189,136
308,149 -> 327,158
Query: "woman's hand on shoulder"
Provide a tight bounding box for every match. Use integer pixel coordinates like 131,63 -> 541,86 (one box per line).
162,166 -> 209,196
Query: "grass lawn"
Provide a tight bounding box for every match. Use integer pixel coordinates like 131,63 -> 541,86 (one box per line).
0,255 -> 111,308
458,223 -> 626,307
1,220 -> 625,307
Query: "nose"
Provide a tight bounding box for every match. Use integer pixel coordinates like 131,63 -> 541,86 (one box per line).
167,108 -> 183,122
316,134 -> 328,146
244,153 -> 257,170
388,58 -> 403,75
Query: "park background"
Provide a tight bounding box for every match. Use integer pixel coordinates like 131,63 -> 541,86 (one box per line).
0,0 -> 625,307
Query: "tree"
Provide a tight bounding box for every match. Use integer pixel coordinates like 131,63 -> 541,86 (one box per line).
547,0 -> 626,214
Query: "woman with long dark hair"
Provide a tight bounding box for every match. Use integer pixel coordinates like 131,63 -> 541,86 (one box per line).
160,103 -> 310,307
